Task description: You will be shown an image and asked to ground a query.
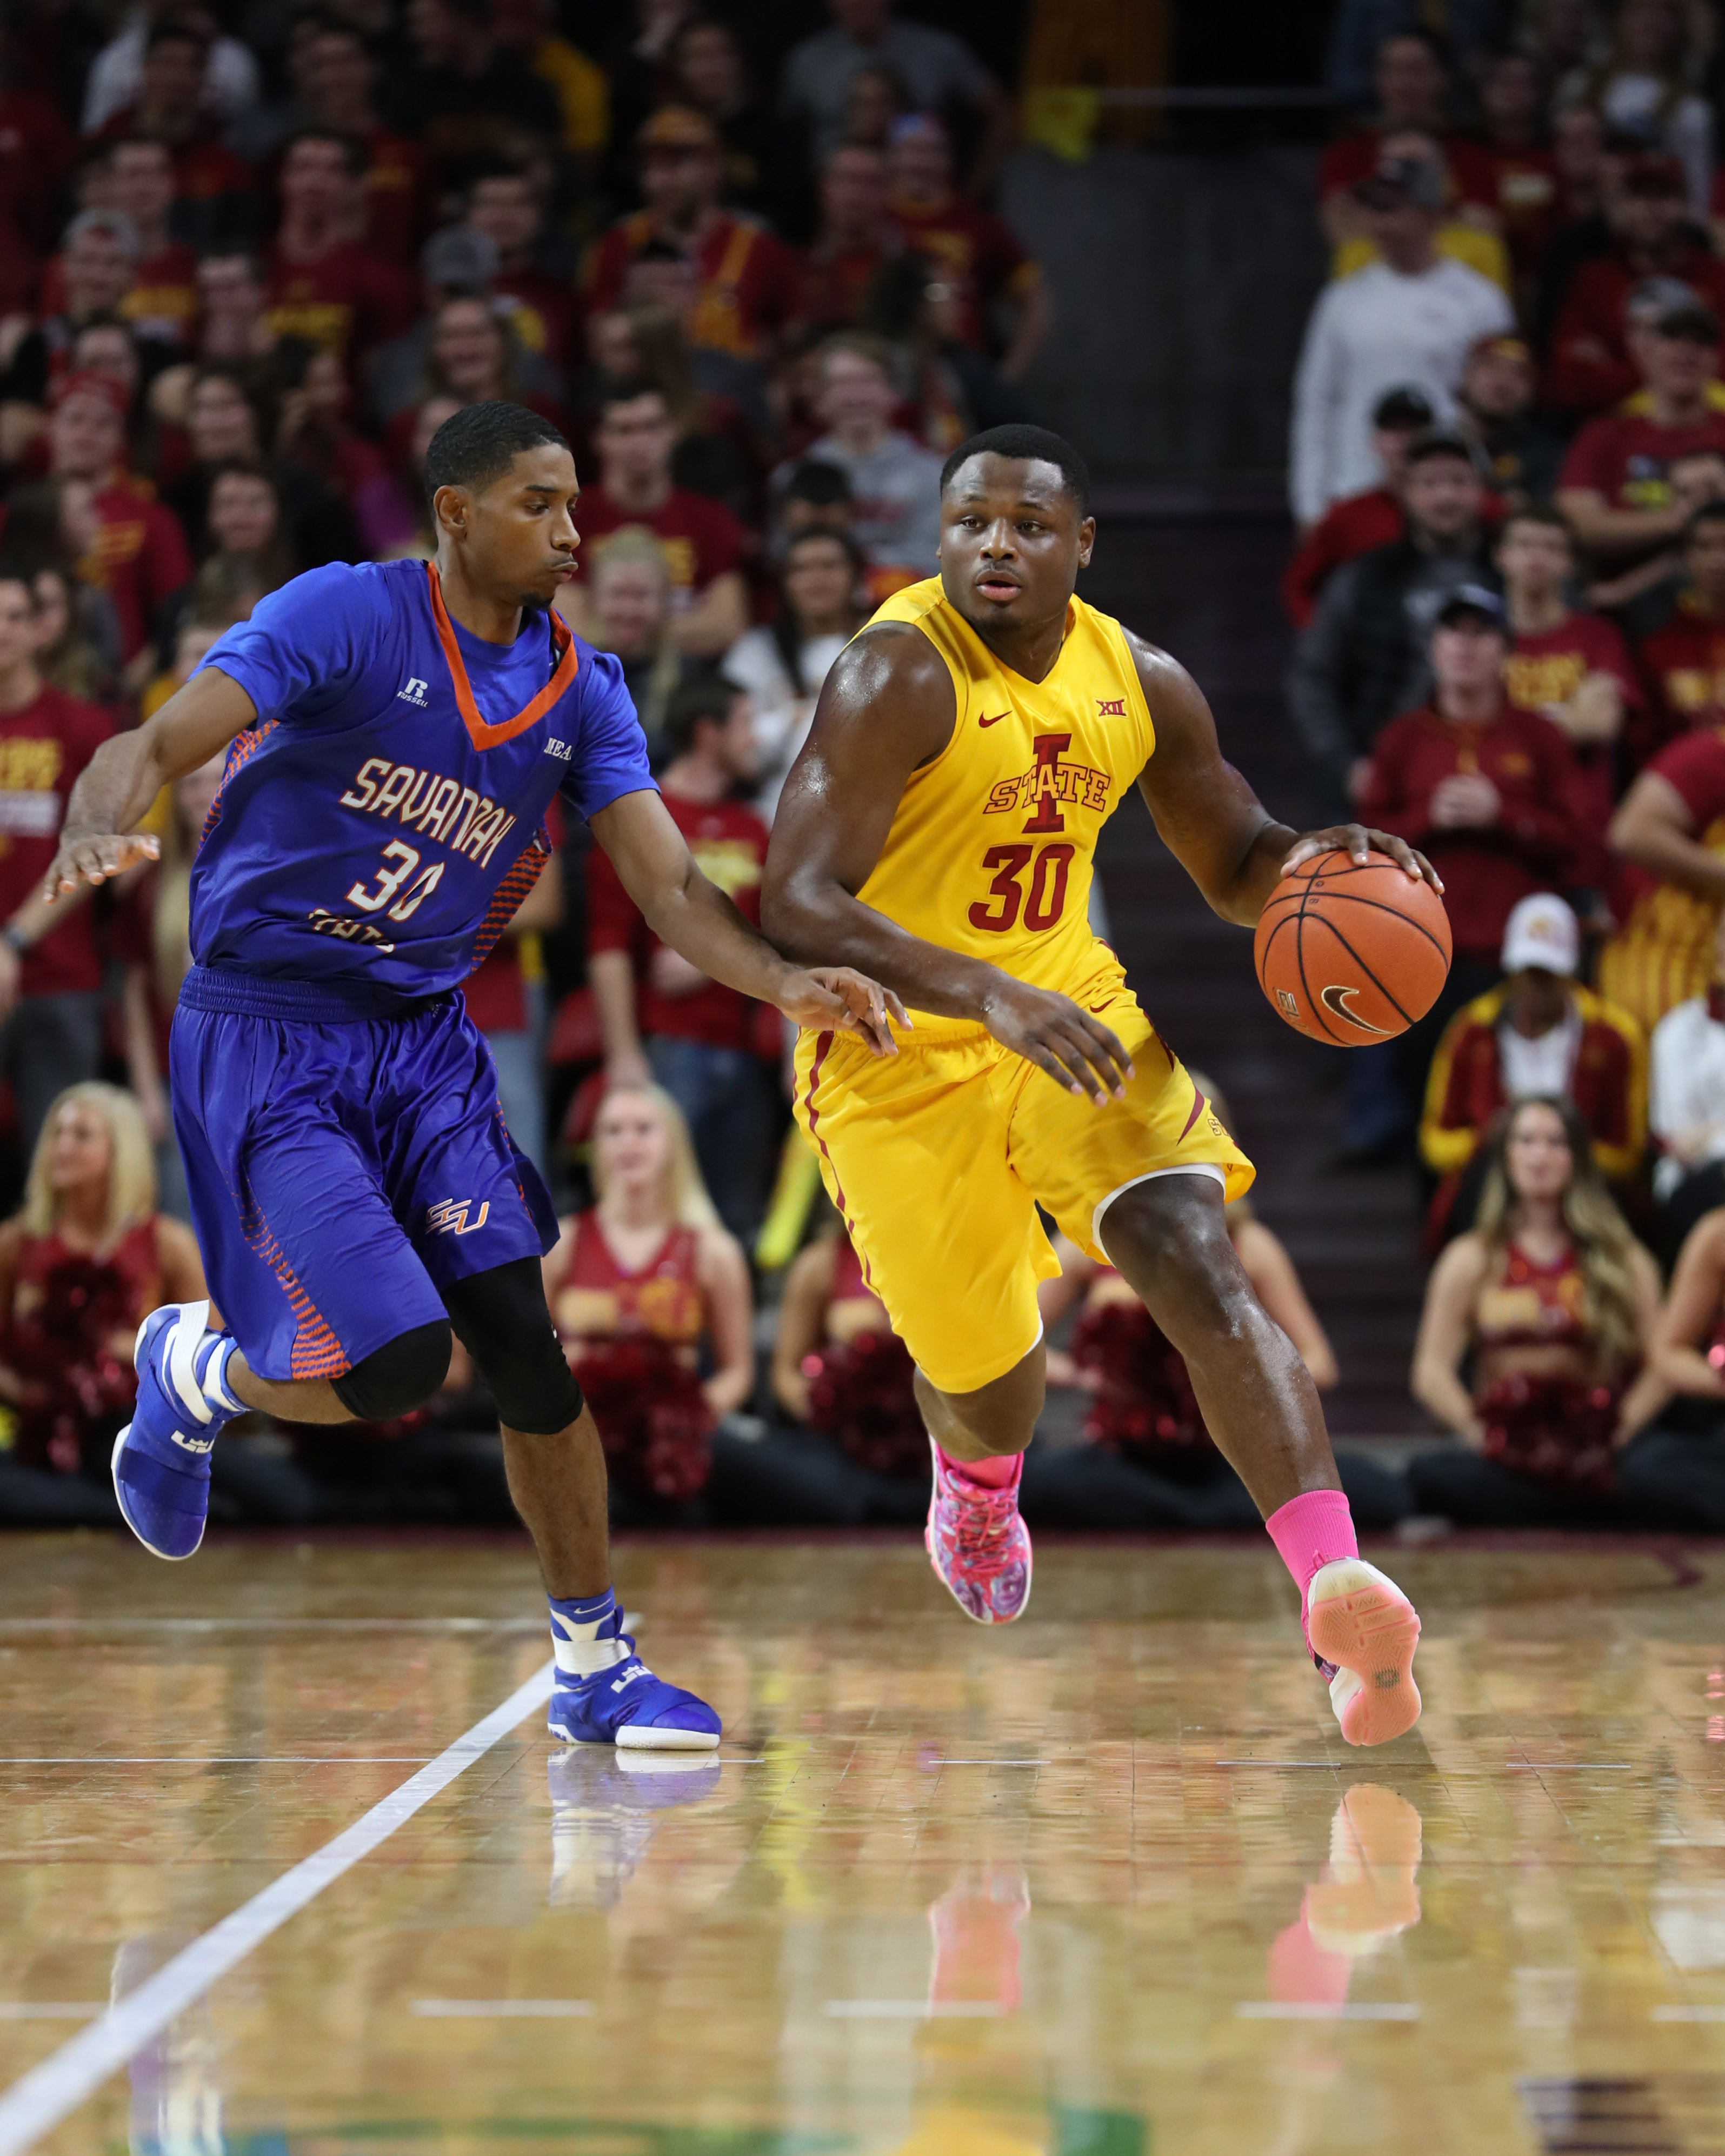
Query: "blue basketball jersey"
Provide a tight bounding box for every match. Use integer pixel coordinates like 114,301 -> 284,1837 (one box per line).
188,558 -> 654,1004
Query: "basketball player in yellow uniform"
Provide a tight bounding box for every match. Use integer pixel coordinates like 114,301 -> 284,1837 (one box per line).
763,426 -> 1440,1746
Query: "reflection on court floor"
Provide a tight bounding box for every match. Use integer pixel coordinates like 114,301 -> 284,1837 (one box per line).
0,1535 -> 1723,2153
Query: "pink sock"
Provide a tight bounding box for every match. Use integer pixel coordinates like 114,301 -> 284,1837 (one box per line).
1266,1489 -> 1358,1641
938,1445 -> 1018,1488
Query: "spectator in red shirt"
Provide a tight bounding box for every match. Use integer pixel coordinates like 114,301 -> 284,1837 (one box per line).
0,68 -> 74,265
884,115 -> 1047,382
96,16 -> 255,244
1318,30 -> 1497,251
584,105 -> 801,366
0,207 -> 148,414
587,674 -> 777,1239
263,131 -> 414,376
1637,501 -> 1725,750
274,343 -> 416,560
382,294 -> 565,473
464,160 -> 577,372
191,250 -> 273,367
1478,50 -> 1560,302
1559,284 -> 1725,569
563,377 -> 748,659
801,143 -> 897,334
1347,584 -> 1588,1159
0,569 -> 112,1154
1364,584 -> 1587,973
1546,152 -> 1725,416
298,19 -> 435,268
76,139 -> 197,351
1281,382 -> 1433,628
1498,505 -> 1643,843
44,369 -> 190,666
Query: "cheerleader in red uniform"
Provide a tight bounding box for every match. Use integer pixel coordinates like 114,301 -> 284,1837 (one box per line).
1626,1204 -> 1725,1527
1409,1096 -> 1666,1524
710,1219 -> 927,1526
543,1084 -> 753,1520
0,1082 -> 204,1526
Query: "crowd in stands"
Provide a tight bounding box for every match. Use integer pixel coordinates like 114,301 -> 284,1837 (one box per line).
0,0 -> 1053,1527
1283,6 -> 1725,1528
19,0 -> 1725,1538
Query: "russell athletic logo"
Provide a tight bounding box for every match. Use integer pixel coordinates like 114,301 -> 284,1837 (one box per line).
426,1197 -> 490,1236
397,677 -> 430,707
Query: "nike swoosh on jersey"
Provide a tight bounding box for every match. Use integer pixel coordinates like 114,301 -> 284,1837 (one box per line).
1320,983 -> 1393,1034
978,711 -> 1009,727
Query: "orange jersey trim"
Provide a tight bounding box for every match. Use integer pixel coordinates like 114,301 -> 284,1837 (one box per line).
425,562 -> 578,750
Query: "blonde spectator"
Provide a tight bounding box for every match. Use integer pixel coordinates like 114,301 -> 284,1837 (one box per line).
542,1084 -> 752,1519
583,528 -> 692,762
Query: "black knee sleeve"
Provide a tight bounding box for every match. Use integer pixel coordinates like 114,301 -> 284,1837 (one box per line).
442,1256 -> 584,1436
333,1320 -> 451,1421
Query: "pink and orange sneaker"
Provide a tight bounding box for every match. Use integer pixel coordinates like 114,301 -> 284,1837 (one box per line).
1307,1558 -> 1422,1747
925,1439 -> 1033,1624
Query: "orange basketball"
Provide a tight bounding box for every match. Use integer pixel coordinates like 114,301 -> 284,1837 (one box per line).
1254,849 -> 1452,1046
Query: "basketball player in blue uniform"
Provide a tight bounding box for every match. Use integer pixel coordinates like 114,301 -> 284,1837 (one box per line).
42,402 -> 904,1751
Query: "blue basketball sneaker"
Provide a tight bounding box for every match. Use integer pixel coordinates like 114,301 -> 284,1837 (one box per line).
545,1592 -> 721,1751
112,1300 -> 244,1561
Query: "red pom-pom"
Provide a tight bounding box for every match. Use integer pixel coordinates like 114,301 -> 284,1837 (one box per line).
1478,1371 -> 1619,1493
803,1327 -> 924,1477
575,1337 -> 713,1505
1070,1300 -> 1213,1457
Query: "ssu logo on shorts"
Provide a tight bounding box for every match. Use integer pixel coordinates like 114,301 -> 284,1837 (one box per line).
427,1197 -> 489,1236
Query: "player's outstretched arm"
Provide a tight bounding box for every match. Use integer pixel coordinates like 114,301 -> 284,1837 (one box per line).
587,785 -> 905,1056
42,666 -> 262,904
763,624 -> 1133,1105
1128,634 -> 1441,925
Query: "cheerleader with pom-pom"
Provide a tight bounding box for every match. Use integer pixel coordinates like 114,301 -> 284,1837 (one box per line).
543,1084 -> 753,1520
1409,1096 -> 1667,1525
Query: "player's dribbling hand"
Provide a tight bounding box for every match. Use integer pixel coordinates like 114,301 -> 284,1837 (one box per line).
775,966 -> 909,1057
980,979 -> 1134,1106
41,831 -> 160,903
1281,824 -> 1444,896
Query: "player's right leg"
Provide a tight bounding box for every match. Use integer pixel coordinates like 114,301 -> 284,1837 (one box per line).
792,1022 -> 1049,1625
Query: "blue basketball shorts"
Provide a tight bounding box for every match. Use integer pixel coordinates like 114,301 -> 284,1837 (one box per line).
169,974 -> 558,1384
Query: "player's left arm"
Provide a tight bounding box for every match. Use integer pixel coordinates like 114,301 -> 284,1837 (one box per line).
1127,632 -> 1442,926
587,786 -> 907,1055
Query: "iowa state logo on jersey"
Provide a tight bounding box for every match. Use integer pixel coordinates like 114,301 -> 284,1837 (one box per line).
984,732 -> 1111,833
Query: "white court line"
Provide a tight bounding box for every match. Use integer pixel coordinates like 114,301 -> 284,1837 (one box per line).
922,1760 -> 1048,1768
0,1757 -> 437,1766
0,2010 -> 102,2023
412,1999 -> 592,2017
824,2001 -> 1004,2019
1236,2002 -> 1418,2021
0,1658 -> 554,2156
1653,2004 -> 1725,2021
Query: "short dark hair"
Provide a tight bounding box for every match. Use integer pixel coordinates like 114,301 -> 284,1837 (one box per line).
1500,503 -> 1573,546
940,425 -> 1092,516
783,459 -> 854,509
146,14 -> 208,51
596,375 -> 670,422
423,399 -> 568,502
661,672 -> 741,762
282,128 -> 366,177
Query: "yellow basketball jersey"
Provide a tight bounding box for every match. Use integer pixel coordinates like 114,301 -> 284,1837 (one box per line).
857,577 -> 1155,1034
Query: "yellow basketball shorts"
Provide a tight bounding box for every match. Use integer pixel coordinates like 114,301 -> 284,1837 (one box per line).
791,985 -> 1255,1397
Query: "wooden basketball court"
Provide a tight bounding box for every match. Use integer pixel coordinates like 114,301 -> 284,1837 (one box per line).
1,1531 -> 1722,2153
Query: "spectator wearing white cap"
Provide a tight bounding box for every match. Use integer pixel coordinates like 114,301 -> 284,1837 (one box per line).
1421,892 -> 1647,1239
1649,910 -> 1725,1254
